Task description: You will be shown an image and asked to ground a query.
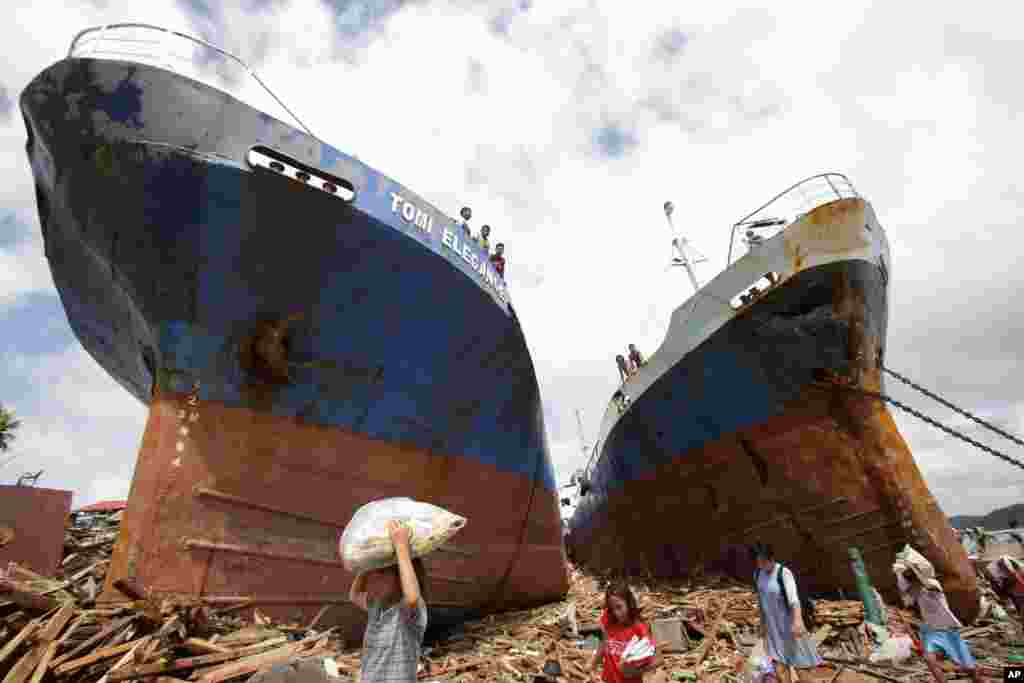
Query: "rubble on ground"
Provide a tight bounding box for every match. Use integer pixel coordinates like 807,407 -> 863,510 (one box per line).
2,509 -> 1022,682
0,508 -> 345,683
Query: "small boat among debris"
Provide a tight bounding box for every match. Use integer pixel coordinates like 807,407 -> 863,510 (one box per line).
567,174 -> 980,622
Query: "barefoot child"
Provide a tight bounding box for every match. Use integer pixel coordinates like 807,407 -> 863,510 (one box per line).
894,545 -> 981,683
589,582 -> 658,682
348,521 -> 429,683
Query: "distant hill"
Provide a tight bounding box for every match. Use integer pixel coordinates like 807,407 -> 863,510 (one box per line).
950,503 -> 1024,530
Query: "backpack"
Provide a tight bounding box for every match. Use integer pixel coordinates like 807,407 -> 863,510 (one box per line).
755,564 -> 817,630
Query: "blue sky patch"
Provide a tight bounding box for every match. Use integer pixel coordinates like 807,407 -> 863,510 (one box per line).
593,122 -> 638,159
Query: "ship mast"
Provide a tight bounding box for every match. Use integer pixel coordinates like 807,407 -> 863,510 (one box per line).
664,201 -> 705,295
571,409 -> 588,487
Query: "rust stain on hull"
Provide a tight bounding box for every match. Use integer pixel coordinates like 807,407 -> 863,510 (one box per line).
569,259 -> 978,622
102,388 -> 568,643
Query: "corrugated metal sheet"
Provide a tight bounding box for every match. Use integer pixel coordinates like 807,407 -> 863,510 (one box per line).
0,485 -> 73,576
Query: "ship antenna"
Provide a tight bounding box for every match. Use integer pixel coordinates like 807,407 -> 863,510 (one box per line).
664,200 -> 705,294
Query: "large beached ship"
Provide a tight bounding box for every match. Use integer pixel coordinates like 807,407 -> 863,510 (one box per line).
20,23 -> 568,641
566,174 -> 979,622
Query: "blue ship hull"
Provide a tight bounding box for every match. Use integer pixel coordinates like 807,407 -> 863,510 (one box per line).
21,56 -> 568,638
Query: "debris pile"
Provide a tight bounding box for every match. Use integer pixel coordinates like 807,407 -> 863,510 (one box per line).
4,509 -> 1023,683
1,512 -> 347,683
409,566 -> 1022,682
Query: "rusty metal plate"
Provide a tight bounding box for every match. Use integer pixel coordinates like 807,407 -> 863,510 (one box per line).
0,485 -> 73,576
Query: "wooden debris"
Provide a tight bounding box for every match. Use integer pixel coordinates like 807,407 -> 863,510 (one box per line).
3,508 -> 1020,683
181,640 -> 231,657
0,579 -> 61,612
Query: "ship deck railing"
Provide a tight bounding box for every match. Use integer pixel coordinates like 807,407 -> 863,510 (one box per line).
68,23 -> 315,138
726,173 -> 859,266
65,24 -> 485,234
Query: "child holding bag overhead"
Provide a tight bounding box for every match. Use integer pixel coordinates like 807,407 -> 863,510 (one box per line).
589,581 -> 659,682
348,521 -> 429,683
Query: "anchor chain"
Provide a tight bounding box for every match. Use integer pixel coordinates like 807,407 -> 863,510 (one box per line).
820,377 -> 1024,473
882,366 -> 1024,450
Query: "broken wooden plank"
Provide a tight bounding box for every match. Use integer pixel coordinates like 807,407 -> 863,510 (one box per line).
3,644 -> 49,683
182,640 -> 232,656
50,615 -> 138,669
54,637 -> 151,675
27,643 -> 59,683
105,637 -> 292,681
38,601 -> 77,641
191,643 -> 309,683
98,638 -> 152,683
0,580 -> 60,612
0,619 -> 41,668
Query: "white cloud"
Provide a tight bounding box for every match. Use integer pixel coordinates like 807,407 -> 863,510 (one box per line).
1,0 -> 1023,520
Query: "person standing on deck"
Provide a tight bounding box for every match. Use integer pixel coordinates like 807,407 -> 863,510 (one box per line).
894,545 -> 981,683
490,243 -> 506,278
477,224 -> 491,253
459,206 -> 472,238
616,355 -> 630,383
627,344 -> 645,373
751,543 -> 822,683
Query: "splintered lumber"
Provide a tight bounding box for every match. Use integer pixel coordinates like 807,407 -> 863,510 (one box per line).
416,660 -> 481,680
3,647 -> 47,683
98,638 -> 152,683
193,643 -> 312,683
105,637 -> 292,681
0,579 -> 60,612
55,637 -> 151,675
0,619 -> 40,668
823,657 -> 919,677
38,601 -> 77,641
182,640 -> 232,656
27,643 -> 59,683
50,615 -> 139,668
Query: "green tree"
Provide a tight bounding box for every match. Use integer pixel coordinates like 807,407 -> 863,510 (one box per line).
0,404 -> 20,453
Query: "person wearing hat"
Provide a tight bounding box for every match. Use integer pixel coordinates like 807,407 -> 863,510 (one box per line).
893,546 -> 981,683
985,555 -> 1024,620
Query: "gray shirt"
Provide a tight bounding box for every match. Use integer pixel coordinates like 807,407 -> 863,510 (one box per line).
360,599 -> 428,683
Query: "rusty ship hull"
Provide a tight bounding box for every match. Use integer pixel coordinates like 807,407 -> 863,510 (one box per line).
20,26 -> 567,641
567,178 -> 979,622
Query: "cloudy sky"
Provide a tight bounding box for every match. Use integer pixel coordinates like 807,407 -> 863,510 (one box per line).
1,0 -> 1022,516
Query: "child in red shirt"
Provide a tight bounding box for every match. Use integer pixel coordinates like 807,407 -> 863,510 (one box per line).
589,582 -> 658,683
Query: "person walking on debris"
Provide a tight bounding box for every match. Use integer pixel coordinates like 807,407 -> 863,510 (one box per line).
986,555 -> 1024,619
894,545 -> 981,683
616,355 -> 630,383
589,581 -> 658,682
751,543 -> 822,683
348,521 -> 428,683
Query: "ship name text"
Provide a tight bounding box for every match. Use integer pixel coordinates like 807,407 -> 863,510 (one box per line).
389,192 -> 508,304
390,192 -> 434,234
